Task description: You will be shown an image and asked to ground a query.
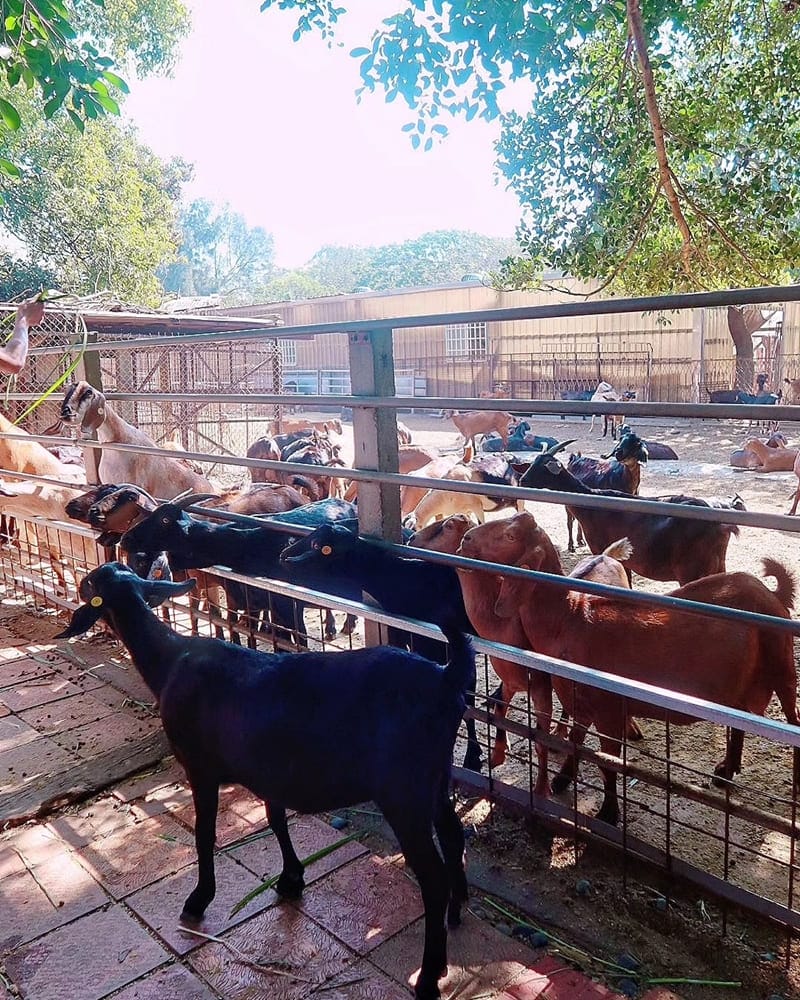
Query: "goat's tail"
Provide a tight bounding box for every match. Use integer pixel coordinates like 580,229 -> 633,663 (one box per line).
602,537 -> 633,563
440,624 -> 476,696
762,558 -> 796,611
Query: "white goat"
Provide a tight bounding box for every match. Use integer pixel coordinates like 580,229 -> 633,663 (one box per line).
588,381 -> 621,435
57,382 -> 215,498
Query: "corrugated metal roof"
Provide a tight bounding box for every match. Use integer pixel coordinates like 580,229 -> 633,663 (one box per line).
0,305 -> 282,336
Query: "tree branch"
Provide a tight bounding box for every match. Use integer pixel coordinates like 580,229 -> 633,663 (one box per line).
667,167 -> 772,282
626,0 -> 695,276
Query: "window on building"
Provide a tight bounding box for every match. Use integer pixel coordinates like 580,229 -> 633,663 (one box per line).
279,339 -> 297,367
445,322 -> 488,359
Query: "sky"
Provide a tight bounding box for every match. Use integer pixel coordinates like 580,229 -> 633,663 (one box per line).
123,1 -> 525,269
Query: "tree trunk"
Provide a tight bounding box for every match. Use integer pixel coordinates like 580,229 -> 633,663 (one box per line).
727,306 -> 754,392
626,0 -> 694,276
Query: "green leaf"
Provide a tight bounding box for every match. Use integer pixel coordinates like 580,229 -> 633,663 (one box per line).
0,157 -> 21,179
66,108 -> 84,132
94,93 -> 120,115
0,98 -> 21,131
100,70 -> 129,94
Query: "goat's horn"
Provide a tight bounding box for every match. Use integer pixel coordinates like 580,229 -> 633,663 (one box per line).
113,483 -> 157,504
544,440 -> 576,457
174,492 -> 219,510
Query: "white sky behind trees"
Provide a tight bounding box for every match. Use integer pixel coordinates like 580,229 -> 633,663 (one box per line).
124,0 -> 524,268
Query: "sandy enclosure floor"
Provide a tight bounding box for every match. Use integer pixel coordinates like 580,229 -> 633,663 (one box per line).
301,409 -> 800,920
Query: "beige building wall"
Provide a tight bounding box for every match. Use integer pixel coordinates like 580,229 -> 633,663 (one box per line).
221,283 -> 794,402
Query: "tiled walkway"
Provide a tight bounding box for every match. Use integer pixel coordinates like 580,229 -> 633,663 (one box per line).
0,601 -> 681,1000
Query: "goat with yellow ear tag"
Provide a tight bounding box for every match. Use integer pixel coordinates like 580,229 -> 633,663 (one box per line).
56,563 -> 196,639
52,560 -> 475,1000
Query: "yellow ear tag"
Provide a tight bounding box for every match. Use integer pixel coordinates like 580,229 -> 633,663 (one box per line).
90,596 -> 103,607
321,545 -> 332,556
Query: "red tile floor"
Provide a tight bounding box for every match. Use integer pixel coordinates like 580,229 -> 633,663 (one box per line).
0,601 -> 682,999
0,760 -> 683,1000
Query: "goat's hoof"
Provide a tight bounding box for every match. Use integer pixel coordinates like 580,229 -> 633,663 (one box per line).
596,802 -> 620,826
627,720 -> 645,741
462,746 -> 483,772
276,870 -> 305,899
551,773 -> 572,795
180,891 -> 211,923
711,765 -> 735,788
414,971 -> 443,1000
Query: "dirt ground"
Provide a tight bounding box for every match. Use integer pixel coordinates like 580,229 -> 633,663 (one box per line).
330,409 -> 800,1000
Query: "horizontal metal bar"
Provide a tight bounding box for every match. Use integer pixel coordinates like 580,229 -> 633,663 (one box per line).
182,561 -> 800,744
375,540 -> 800,637
185,503 -> 800,634
23,283 -> 800,355
0,468 -> 87,492
454,769 -> 800,932
4,461 -> 798,637
47,390 -> 800,421
3,429 -> 797,535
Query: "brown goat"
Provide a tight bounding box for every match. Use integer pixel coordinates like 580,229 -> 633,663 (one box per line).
246,436 -> 283,484
446,410 -> 513,450
521,446 -> 740,585
462,512 -> 798,825
206,483 -> 307,516
272,417 -> 343,436
406,454 -> 522,528
788,450 -> 800,516
741,438 -> 798,472
400,454 -> 464,516
410,515 -> 635,790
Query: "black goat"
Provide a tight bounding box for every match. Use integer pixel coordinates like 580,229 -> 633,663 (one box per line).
706,388 -> 782,405
120,496 -> 357,645
563,431 -> 648,551
520,441 -> 741,585
57,562 -> 473,1000
281,523 -> 482,771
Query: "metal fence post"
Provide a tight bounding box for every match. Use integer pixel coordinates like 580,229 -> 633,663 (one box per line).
75,331 -> 103,484
348,328 -> 401,541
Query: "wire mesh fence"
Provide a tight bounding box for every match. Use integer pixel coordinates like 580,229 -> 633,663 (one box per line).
3,288 -> 800,945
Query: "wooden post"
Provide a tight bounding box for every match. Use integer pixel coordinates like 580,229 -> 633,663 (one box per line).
348,328 -> 401,648
76,332 -> 103,485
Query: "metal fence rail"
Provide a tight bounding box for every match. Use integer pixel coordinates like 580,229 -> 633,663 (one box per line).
3,283 -> 800,941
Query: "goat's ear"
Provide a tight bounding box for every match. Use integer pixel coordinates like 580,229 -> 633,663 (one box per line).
96,531 -> 121,548
54,602 -> 105,639
83,394 -> 106,433
141,577 -> 196,608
